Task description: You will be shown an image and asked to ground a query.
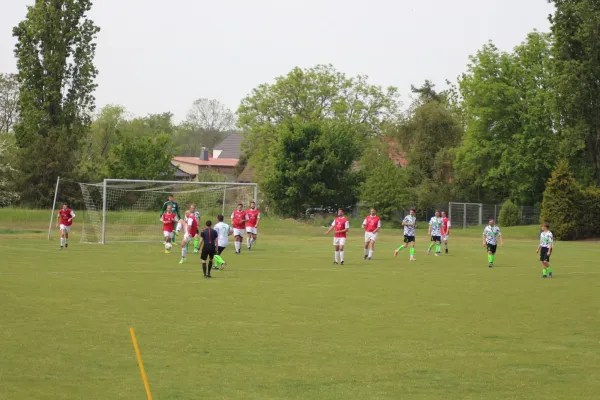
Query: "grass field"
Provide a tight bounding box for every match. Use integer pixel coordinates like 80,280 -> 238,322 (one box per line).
1,210 -> 600,399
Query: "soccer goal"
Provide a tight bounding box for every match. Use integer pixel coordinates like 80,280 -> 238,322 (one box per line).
448,202 -> 484,229
74,179 -> 258,243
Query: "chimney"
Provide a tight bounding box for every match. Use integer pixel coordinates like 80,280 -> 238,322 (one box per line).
200,147 -> 209,161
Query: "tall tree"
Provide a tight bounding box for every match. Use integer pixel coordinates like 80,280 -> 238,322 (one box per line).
107,134 -> 175,180
0,136 -> 19,206
0,73 -> 19,133
262,120 -> 362,217
237,64 -> 400,178
550,0 -> 600,184
454,34 -> 555,204
12,0 -> 99,205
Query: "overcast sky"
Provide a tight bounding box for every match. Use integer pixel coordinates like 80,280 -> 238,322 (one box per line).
0,0 -> 555,122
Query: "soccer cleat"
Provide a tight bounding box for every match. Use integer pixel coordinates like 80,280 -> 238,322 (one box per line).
434,253 -> 439,257
549,272 -> 553,278
206,274 -> 212,278
445,249 -> 448,254
221,262 -> 227,271
367,257 -> 372,261
488,263 -> 493,268
165,249 -> 169,254
193,249 -> 199,254
59,246 -> 63,250
65,243 -> 68,249
179,258 -> 186,264
340,261 -> 344,265
333,261 -> 339,265
364,254 -> 368,260
394,250 -> 399,258
427,248 -> 431,255
410,257 -> 416,261
542,275 -> 547,278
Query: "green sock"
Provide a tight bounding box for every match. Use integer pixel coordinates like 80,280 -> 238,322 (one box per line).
547,266 -> 552,274
428,243 -> 435,250
542,268 -> 547,276
435,244 -> 440,253
488,254 -> 492,263
409,247 -> 415,257
397,244 -> 405,252
193,237 -> 199,250
214,255 -> 224,267
491,255 -> 495,263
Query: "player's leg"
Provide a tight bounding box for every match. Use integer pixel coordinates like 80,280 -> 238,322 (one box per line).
541,248 -> 552,278
333,239 -> 340,264
364,233 -> 370,260
163,231 -> 171,253
252,231 -> 257,245
427,237 -> 435,255
246,229 -> 252,249
201,250 -> 208,277
59,225 -> 65,249
193,234 -> 200,254
339,241 -> 345,265
395,236 -> 408,257
207,251 -> 215,277
444,234 -> 449,253
368,236 -> 375,260
409,239 -> 416,260
487,245 -> 496,267
175,221 -> 183,235
180,235 -> 190,263
435,237 -> 441,255
64,227 -> 69,248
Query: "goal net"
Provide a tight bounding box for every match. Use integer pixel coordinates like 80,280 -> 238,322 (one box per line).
77,179 -> 258,243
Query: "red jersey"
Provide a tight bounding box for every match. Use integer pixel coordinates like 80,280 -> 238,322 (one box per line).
58,209 -> 75,226
363,215 -> 381,233
186,215 -> 198,236
231,210 -> 247,230
332,217 -> 349,238
246,209 -> 260,228
162,212 -> 177,232
442,217 -> 450,234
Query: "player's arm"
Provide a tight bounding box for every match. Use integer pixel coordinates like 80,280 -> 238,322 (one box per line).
255,212 -> 260,228
374,220 -> 381,234
547,234 -> 553,255
175,203 -> 181,219
361,219 -> 366,229
325,221 -> 335,236
159,202 -> 167,217
337,221 -> 350,234
482,231 -> 487,247
499,230 -> 504,247
447,220 -> 451,235
428,221 -> 432,236
69,210 -> 75,222
55,212 -> 60,228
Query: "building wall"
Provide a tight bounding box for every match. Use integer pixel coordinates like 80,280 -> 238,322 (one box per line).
172,161 -> 198,176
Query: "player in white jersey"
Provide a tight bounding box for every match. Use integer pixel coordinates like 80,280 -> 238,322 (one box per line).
213,214 -> 233,270
483,218 -> 503,268
427,210 -> 443,256
394,208 -> 417,261
536,223 -> 553,278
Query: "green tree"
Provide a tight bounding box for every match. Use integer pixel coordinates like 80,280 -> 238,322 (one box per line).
540,160 -> 581,240
498,200 -> 520,227
262,121 -> 362,217
359,144 -> 410,220
454,34 -> 555,204
12,0 -> 99,205
550,0 -> 600,184
0,73 -> 19,133
0,136 -> 19,206
237,64 -> 400,179
107,134 -> 175,180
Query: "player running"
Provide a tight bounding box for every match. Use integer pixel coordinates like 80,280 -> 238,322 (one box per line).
394,208 -> 417,261
483,218 -> 503,268
160,204 -> 178,253
441,211 -> 451,253
537,223 -> 553,278
190,203 -> 202,254
427,210 -> 443,256
56,203 -> 75,250
246,201 -> 260,250
231,203 -> 247,254
213,214 -> 233,270
324,208 -> 350,265
179,210 -> 198,264
161,194 -> 181,233
198,220 -> 219,278
362,208 -> 381,260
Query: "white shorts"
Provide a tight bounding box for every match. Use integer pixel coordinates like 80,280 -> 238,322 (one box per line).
59,224 -> 71,233
246,227 -> 257,235
364,232 -> 378,243
333,237 -> 347,246
233,228 -> 244,237
442,235 -> 449,241
163,231 -> 173,238
183,233 -> 193,244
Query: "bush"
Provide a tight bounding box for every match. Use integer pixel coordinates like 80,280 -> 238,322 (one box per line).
540,160 -> 581,240
578,186 -> 600,238
498,200 -> 520,227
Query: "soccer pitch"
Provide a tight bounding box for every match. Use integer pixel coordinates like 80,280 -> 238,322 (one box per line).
1,213 -> 599,399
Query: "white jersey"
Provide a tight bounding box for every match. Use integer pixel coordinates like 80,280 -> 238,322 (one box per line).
429,216 -> 442,236
483,225 -> 502,245
403,215 -> 416,236
539,231 -> 553,248
214,222 -> 231,247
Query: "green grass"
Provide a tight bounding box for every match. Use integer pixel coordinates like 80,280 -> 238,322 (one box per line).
1,214 -> 599,399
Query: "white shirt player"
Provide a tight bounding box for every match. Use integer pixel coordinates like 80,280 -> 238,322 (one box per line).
214,222 -> 232,247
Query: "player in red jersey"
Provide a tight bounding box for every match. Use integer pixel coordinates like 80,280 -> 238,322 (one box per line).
56,203 -> 76,250
441,211 -> 451,254
245,201 -> 260,250
160,204 -> 178,253
325,208 -> 350,265
179,209 -> 198,264
231,203 -> 247,254
362,208 -> 381,260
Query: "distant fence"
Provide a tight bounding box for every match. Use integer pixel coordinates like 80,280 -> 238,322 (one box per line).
448,202 -> 540,228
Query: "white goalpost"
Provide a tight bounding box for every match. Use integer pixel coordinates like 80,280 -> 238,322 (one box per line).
74,179 -> 258,244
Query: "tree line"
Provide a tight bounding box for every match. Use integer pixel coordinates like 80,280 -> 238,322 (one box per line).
0,0 -> 599,238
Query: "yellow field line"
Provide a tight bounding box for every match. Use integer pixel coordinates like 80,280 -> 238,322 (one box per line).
129,327 -> 153,400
